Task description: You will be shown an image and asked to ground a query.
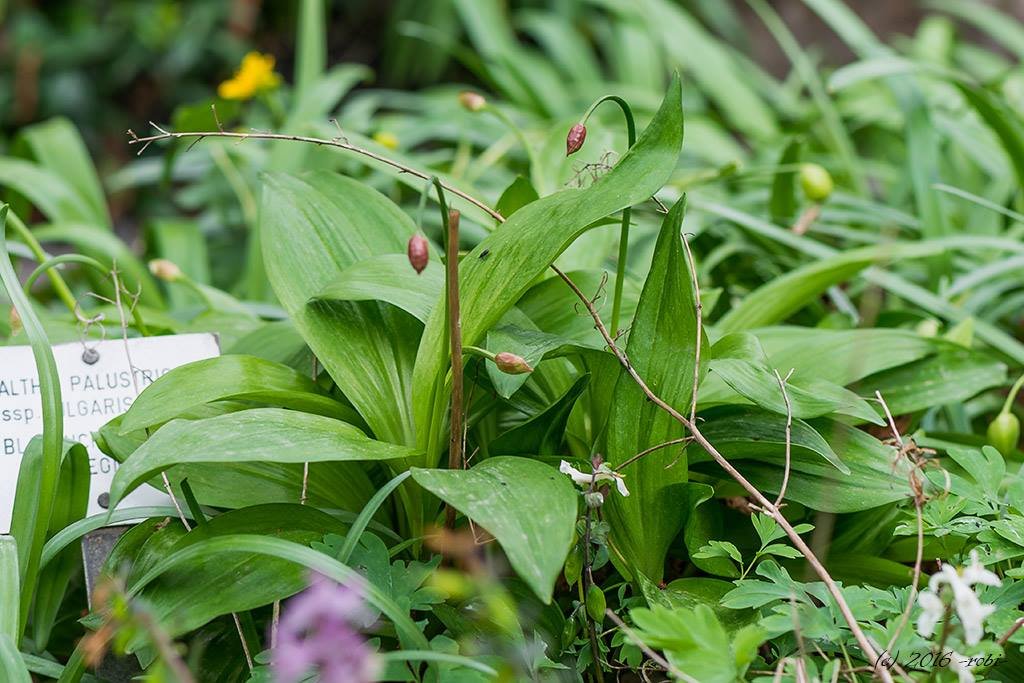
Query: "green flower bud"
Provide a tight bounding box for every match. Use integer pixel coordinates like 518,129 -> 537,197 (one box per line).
799,163 -> 834,202
586,584 -> 606,623
988,411 -> 1020,456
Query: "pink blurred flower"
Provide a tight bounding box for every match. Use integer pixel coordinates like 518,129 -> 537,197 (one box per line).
273,574 -> 380,683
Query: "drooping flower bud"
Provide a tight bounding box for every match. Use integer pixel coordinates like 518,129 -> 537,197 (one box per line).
566,123 -> 587,156
407,234 -> 429,274
148,258 -> 182,283
988,411 -> 1020,456
494,351 -> 533,375
458,91 -> 487,112
799,163 -> 834,202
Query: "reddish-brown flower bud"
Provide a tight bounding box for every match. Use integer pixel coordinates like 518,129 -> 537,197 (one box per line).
566,123 -> 587,156
407,233 -> 429,274
494,352 -> 533,375
458,91 -> 487,112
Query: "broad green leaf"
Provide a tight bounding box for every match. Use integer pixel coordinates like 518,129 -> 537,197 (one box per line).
120,355 -> 358,432
605,197 -> 700,583
683,483 -> 738,578
225,320 -> 311,371
692,409 -> 847,474
494,176 -> 539,218
412,457 -> 576,602
707,358 -> 883,424
753,326 -> 938,387
861,347 -> 1006,415
412,75 -> 684,459
107,408 -> 417,511
125,534 -> 430,650
698,419 -> 913,512
122,504 -> 345,648
261,172 -> 420,446
717,242 -> 943,333
16,117 -> 110,228
311,253 -> 443,323
0,160 -> 95,224
488,374 -> 589,455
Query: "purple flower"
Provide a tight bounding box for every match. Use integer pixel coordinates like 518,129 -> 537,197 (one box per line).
273,574 -> 380,683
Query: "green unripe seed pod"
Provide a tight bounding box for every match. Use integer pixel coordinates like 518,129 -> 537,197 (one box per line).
988,411 -> 1020,456
586,584 -> 606,623
561,612 -> 581,650
799,163 -> 834,202
564,544 -> 583,585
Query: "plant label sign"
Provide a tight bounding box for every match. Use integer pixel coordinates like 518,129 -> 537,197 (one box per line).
0,333 -> 219,533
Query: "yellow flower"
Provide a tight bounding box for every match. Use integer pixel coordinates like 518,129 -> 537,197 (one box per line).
372,131 -> 400,150
218,52 -> 281,101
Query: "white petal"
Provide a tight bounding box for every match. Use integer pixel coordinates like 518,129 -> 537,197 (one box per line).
948,652 -> 975,683
963,551 -> 1002,588
614,475 -> 630,497
916,590 -> 944,637
559,460 -> 591,486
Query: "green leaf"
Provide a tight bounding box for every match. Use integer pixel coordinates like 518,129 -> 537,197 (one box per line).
494,176 -> 540,218
770,138 -> 803,224
411,457 -> 576,602
124,534 -> 430,651
261,172 -> 420,446
16,117 -> 110,228
703,419 -> 913,512
707,358 -> 883,424
604,197 -> 701,583
0,635 -> 30,683
0,538 -> 17,641
0,205 -> 64,642
310,253 -> 443,324
488,374 -> 589,456
121,504 -> 345,648
717,242 -> 943,333
862,347 -> 1006,415
108,408 -> 417,510
412,74 -> 684,459
120,355 -> 359,432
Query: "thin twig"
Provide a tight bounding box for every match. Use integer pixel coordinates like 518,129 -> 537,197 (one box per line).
772,368 -> 794,508
551,265 -> 894,683
681,233 -> 702,424
616,437 -> 691,472
604,609 -> 697,683
128,127 -> 504,222
998,616 -> 1024,646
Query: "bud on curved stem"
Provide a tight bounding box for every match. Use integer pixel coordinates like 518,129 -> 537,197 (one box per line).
566,123 -> 587,156
407,234 -> 429,274
494,351 -> 533,375
991,373 -> 1024,455
574,95 -> 637,337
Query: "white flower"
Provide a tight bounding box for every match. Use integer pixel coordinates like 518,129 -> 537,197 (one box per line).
962,551 -> 1001,588
917,551 -> 1001,646
559,460 -> 629,497
917,590 -> 944,638
948,652 -> 975,683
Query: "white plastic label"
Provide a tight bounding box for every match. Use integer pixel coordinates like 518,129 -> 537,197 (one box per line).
0,333 -> 219,533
